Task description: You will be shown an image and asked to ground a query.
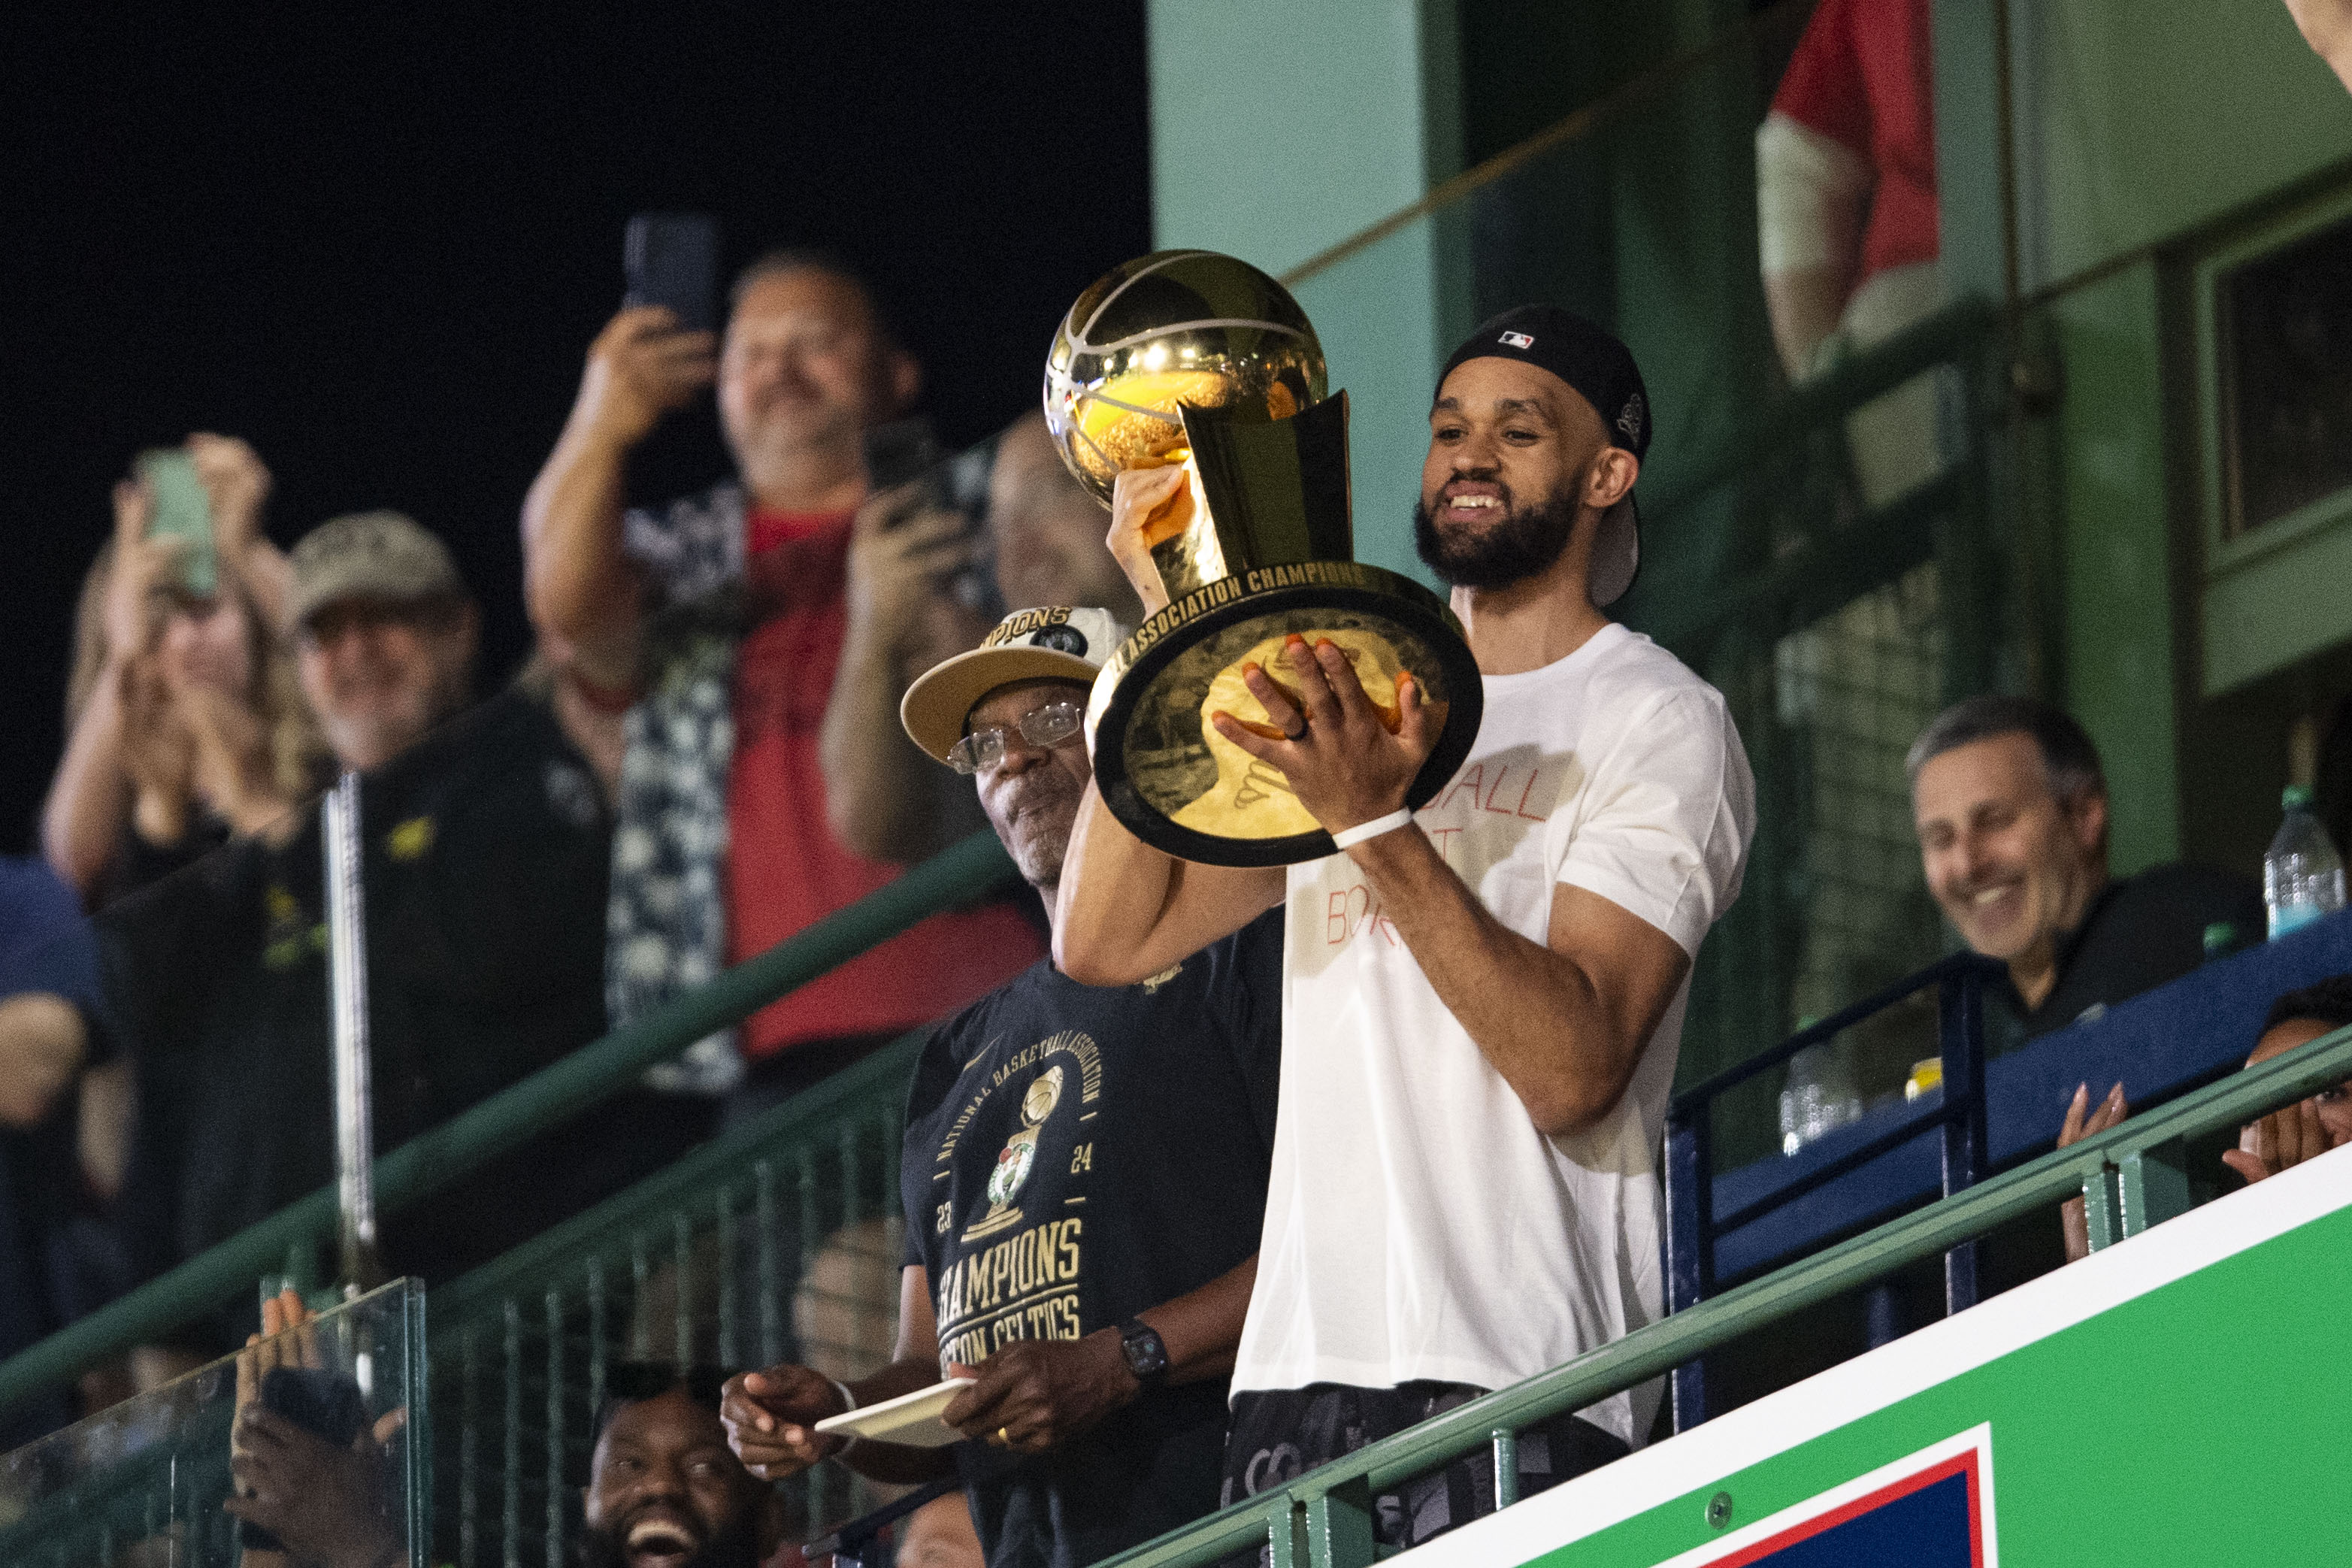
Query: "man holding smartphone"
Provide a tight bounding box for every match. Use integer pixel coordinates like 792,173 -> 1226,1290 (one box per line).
522,250 -> 1041,1118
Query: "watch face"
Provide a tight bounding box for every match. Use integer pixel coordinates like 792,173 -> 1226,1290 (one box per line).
1122,1325 -> 1169,1380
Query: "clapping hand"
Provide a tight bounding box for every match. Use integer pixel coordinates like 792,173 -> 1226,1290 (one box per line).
2056,1081 -> 2127,1264
2221,1089 -> 2351,1185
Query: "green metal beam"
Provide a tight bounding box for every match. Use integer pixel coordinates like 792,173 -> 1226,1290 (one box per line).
423,1030 -> 925,1328
0,829 -> 1019,1418
1642,299 -> 1998,522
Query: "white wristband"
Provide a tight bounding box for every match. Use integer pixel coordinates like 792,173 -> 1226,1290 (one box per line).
828,1378 -> 858,1415
1330,808 -> 1415,850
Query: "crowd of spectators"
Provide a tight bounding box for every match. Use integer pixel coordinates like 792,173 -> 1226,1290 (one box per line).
0,245 -> 1141,1550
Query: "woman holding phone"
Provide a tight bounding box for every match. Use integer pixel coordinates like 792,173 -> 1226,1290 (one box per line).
44,434 -> 319,908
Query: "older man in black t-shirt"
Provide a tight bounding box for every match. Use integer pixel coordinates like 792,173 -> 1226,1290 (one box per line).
721,608 -> 1280,1568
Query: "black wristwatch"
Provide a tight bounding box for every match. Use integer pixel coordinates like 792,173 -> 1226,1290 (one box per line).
1117,1318 -> 1170,1385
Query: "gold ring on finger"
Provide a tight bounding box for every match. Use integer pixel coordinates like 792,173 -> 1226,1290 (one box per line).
996,1426 -> 1011,1446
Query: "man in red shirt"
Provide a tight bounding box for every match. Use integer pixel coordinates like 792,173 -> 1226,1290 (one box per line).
1756,0 -> 1941,506
522,250 -> 1042,1114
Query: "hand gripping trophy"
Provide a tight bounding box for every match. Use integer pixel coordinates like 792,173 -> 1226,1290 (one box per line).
1043,249 -> 1482,866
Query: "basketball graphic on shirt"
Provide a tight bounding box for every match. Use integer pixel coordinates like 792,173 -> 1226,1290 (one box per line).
1170,628 -> 1416,842
966,1065 -> 1065,1240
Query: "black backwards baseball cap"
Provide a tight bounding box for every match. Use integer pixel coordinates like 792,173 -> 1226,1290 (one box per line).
1436,305 -> 1651,606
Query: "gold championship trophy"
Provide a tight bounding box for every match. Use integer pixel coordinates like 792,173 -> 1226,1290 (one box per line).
1044,250 -> 1482,866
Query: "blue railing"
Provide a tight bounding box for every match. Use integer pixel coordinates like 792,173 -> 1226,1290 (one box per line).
1661,906 -> 2352,1429
1662,951 -> 1997,1430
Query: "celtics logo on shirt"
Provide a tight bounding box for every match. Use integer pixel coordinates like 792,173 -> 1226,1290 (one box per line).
927,1032 -> 1106,1368
964,1064 -> 1066,1241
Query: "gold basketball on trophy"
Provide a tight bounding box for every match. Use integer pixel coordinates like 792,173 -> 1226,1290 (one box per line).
1043,250 -> 1327,504
1043,250 -> 1482,867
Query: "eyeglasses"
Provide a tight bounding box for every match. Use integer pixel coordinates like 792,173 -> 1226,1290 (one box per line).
949,699 -> 1085,774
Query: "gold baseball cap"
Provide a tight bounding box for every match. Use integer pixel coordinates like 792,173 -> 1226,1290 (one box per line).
901,606 -> 1125,764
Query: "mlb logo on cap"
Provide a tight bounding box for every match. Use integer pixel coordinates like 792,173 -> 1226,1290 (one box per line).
1499,330 -> 1535,349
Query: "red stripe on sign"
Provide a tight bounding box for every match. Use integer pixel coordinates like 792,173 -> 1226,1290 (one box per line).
1709,1448 -> 1982,1567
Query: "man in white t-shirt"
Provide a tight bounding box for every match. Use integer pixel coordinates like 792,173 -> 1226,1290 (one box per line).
1056,304 -> 1755,1553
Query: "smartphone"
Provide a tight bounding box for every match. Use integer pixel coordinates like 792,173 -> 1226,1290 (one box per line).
861,416 -> 946,494
237,1366 -> 371,1549
134,449 -> 219,598
862,420 -> 1003,616
623,212 -> 721,334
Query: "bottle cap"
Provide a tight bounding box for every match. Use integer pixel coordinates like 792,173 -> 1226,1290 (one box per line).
2202,922 -> 2238,957
2284,784 -> 2314,811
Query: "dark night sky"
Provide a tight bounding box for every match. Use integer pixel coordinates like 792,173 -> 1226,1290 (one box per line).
0,5 -> 1152,854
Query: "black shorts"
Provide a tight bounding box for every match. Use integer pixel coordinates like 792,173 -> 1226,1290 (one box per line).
1217,1381 -> 1629,1564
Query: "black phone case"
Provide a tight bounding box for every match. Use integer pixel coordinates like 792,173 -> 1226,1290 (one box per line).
624,212 -> 721,334
861,416 -> 946,493
237,1367 -> 371,1550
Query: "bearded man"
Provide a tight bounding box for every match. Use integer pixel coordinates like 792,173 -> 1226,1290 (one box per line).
1056,306 -> 1757,1556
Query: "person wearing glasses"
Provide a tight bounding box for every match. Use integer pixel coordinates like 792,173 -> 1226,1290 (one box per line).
722,607 -> 1282,1568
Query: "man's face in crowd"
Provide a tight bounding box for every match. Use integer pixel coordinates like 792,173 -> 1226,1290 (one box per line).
297,596 -> 475,773
580,1389 -> 776,1568
896,1489 -> 988,1568
988,415 -> 1140,619
1415,357 -> 1615,590
1912,731 -> 2108,965
719,268 -> 912,474
968,678 -> 1092,891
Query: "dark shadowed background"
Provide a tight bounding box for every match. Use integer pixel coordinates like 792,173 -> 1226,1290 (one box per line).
0,4 -> 1151,852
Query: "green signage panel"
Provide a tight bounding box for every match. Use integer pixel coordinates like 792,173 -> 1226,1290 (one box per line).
1400,1146 -> 2352,1566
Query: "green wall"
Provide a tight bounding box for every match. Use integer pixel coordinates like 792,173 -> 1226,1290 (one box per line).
2042,262 -> 2181,873
2008,0 -> 2352,872
2013,0 -> 2352,289
1146,0 -> 1462,583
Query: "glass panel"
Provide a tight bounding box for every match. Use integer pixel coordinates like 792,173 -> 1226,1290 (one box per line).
0,1279 -> 424,1568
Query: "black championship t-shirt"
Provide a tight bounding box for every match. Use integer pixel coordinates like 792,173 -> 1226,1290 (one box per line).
900,910 -> 1283,1568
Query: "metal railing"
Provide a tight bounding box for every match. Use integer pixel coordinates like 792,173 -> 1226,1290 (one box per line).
0,828 -> 1019,1421
1658,904 -> 2352,1438
422,1030 -> 927,1565
1661,952 -> 1997,1432
1085,1024 -> 2352,1568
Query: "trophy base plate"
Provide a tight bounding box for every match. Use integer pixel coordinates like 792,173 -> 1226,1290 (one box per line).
1088,562 -> 1484,867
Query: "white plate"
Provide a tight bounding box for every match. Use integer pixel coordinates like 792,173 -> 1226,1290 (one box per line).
811,1376 -> 978,1448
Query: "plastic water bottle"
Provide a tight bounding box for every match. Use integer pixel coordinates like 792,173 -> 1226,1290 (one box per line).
2263,785 -> 2345,938
1779,1039 -> 1863,1155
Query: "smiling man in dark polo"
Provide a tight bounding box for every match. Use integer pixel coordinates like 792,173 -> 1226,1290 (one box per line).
1907,695 -> 2263,1039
